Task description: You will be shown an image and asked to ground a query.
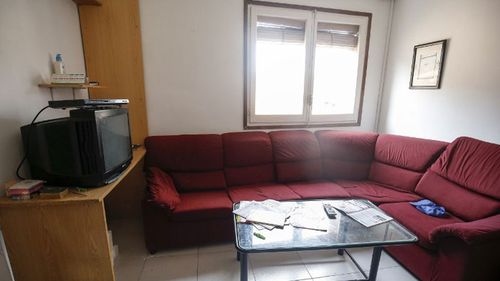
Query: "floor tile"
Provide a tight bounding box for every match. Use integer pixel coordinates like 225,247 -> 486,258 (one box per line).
347,248 -> 399,271
198,250 -> 255,281
152,247 -> 198,258
140,254 -> 197,281
312,272 -> 364,281
115,256 -> 145,281
375,266 -> 418,281
250,252 -> 311,281
298,250 -> 359,278
109,219 -> 419,281
109,219 -> 149,258
198,242 -> 236,254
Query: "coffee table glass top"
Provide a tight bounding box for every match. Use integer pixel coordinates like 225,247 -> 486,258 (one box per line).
234,199 -> 417,253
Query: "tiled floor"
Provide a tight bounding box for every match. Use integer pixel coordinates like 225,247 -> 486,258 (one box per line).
110,219 -> 418,281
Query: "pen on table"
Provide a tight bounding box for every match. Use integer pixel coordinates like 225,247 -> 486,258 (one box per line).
253,232 -> 266,240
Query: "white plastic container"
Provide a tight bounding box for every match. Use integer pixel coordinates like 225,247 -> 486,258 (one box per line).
53,53 -> 65,74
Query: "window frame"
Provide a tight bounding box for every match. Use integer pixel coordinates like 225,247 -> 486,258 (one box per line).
243,0 -> 372,129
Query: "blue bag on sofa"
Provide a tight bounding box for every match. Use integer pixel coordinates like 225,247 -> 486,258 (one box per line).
410,199 -> 446,217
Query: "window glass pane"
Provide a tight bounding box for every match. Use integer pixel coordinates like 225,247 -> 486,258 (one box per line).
255,16 -> 306,115
312,22 -> 360,115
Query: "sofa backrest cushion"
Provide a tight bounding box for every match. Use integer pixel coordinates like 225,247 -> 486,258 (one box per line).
222,132 -> 275,186
145,135 -> 226,192
430,137 -> 500,200
315,130 -> 378,180
269,130 -> 322,182
369,134 -> 448,192
416,171 -> 500,221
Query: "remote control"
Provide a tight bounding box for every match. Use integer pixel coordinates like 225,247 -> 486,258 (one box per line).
323,203 -> 337,219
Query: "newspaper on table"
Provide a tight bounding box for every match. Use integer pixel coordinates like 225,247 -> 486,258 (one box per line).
233,199 -> 297,228
328,200 -> 393,227
288,205 -> 328,231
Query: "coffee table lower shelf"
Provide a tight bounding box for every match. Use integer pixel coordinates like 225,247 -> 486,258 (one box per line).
237,247 -> 383,281
233,200 -> 418,281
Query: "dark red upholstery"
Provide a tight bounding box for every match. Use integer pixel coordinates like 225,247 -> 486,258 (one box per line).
416,171 -> 500,221
385,244 -> 437,281
143,130 -> 500,281
374,134 -> 448,172
316,130 -> 378,180
369,162 -> 422,192
145,167 -> 181,210
430,214 -> 500,245
143,200 -> 234,252
222,132 -> 275,186
430,137 -> 500,200
145,135 -> 226,192
380,202 -> 464,250
270,130 -> 322,182
227,183 -> 301,202
286,180 -> 350,199
368,134 -> 447,192
171,191 -> 233,222
337,180 -> 422,204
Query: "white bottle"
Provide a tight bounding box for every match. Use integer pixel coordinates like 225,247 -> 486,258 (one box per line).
53,53 -> 65,74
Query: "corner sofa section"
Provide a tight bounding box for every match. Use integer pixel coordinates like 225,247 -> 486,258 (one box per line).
143,130 -> 500,281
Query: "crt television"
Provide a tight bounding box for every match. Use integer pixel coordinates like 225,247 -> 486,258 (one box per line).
21,108 -> 132,187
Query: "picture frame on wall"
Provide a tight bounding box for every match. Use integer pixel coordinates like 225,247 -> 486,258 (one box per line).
409,39 -> 447,89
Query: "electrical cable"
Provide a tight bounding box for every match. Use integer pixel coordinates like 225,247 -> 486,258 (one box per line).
16,106 -> 50,180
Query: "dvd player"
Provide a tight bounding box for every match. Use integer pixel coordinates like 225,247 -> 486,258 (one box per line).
48,99 -> 129,109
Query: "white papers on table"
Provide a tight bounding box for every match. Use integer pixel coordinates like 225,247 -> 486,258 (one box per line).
327,200 -> 393,227
348,208 -> 393,227
246,210 -> 287,227
328,200 -> 370,214
288,207 -> 328,231
233,200 -> 296,227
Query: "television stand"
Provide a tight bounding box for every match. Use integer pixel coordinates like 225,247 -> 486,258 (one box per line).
0,147 -> 145,281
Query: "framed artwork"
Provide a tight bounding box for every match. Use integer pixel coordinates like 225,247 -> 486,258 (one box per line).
409,39 -> 447,89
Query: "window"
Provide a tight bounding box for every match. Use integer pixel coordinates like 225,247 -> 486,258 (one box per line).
245,2 -> 371,128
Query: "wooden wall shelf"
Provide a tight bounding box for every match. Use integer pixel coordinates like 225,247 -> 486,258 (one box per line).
73,0 -> 102,6
38,83 -> 103,89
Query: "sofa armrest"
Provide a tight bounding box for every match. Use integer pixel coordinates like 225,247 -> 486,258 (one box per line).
430,214 -> 500,245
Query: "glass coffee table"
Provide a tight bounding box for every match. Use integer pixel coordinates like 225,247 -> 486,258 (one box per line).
233,199 -> 417,281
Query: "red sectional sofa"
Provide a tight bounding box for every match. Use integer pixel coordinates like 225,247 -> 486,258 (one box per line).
143,130 -> 500,281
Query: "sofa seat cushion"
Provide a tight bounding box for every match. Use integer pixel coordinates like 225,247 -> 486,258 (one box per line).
336,180 -> 422,204
380,202 -> 464,250
228,183 -> 301,203
287,180 -> 350,199
171,191 -> 233,222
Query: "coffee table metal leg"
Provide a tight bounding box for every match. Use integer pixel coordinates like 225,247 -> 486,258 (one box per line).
368,247 -> 382,281
240,252 -> 248,281
237,251 -> 240,261
337,249 -> 344,256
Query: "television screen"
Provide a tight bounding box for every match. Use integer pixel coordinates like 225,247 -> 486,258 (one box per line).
100,113 -> 132,172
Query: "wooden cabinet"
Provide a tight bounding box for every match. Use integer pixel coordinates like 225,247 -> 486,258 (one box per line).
0,148 -> 145,281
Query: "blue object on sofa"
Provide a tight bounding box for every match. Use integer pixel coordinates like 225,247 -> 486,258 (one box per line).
410,199 -> 446,217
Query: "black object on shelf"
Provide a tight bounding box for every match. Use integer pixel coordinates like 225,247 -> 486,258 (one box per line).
48,99 -> 129,109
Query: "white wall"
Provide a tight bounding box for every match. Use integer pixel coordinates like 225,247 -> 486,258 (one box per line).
0,0 -> 86,184
0,0 -> 85,278
378,0 -> 500,143
140,0 -> 393,135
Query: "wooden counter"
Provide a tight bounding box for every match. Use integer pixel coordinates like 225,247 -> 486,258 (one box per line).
0,147 -> 145,281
